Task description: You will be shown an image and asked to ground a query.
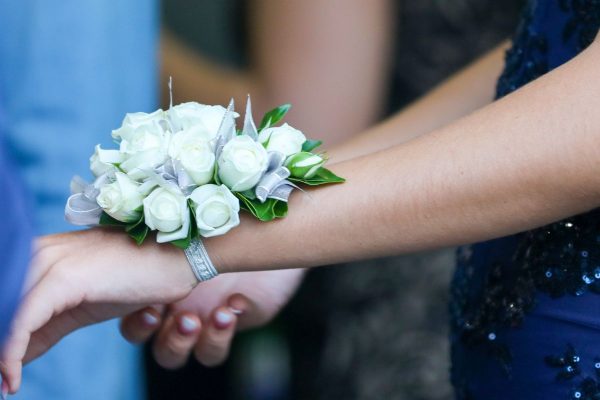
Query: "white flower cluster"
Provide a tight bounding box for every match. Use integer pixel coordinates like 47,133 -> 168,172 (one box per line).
84,101 -> 326,245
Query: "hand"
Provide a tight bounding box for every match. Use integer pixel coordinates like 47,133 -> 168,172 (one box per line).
0,229 -> 197,394
120,269 -> 304,369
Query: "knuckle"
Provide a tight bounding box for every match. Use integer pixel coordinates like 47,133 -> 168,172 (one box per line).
195,340 -> 230,367
159,334 -> 194,361
164,341 -> 187,357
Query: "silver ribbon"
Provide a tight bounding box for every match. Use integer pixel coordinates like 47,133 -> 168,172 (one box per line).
64,173 -> 111,225
242,95 -> 258,141
165,76 -> 182,132
255,152 -> 296,203
154,159 -> 196,196
139,166 -> 185,197
214,98 -> 237,160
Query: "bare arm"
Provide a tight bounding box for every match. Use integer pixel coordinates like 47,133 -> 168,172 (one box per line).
162,0 -> 394,146
330,41 -> 509,162
201,37 -> 600,273
6,30 -> 600,397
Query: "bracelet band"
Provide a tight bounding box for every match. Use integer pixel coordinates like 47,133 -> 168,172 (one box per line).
184,238 -> 219,282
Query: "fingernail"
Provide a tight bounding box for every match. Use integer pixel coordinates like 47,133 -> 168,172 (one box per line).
1,379 -> 8,400
179,316 -> 199,335
215,311 -> 234,329
229,307 -> 243,315
142,312 -> 159,327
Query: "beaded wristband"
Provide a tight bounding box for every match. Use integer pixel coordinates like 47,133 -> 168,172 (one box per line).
184,238 -> 219,282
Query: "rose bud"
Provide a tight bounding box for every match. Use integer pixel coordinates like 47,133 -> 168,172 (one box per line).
218,135 -> 269,191
190,184 -> 240,238
258,123 -> 306,157
286,152 -> 324,179
96,172 -> 144,223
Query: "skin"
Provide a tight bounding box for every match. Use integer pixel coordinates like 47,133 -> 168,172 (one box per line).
135,0 -> 394,370
137,2 -> 508,370
120,41 -> 509,371
162,0 -> 394,147
4,26 -> 599,399
120,270 -> 303,369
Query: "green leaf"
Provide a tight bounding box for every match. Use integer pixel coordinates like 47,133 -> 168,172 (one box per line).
302,140 -> 322,152
170,236 -> 191,250
273,200 -> 289,218
99,212 -> 149,245
188,199 -> 198,239
124,214 -> 145,233
213,162 -> 222,185
113,163 -> 126,173
288,167 -> 345,186
125,214 -> 149,246
235,193 -> 288,222
170,203 -> 197,249
127,224 -> 150,246
239,189 -> 257,200
99,212 -> 128,227
259,104 -> 291,131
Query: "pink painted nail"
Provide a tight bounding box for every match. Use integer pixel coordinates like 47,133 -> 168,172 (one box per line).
178,316 -> 199,335
141,311 -> 159,327
229,307 -> 243,315
1,379 -> 8,400
214,311 -> 234,329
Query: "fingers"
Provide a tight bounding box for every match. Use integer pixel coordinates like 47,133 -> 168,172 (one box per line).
120,306 -> 164,344
226,293 -> 250,326
22,238 -> 63,295
1,379 -> 8,399
193,307 -> 238,367
152,313 -> 202,369
1,270 -> 82,393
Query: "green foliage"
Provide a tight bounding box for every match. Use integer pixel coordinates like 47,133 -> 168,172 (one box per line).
288,167 -> 345,186
301,140 -> 322,152
258,104 -> 291,131
213,162 -> 222,185
99,212 -> 127,227
235,192 -> 288,222
239,189 -> 257,200
99,212 -> 149,246
125,218 -> 150,246
170,201 -> 198,249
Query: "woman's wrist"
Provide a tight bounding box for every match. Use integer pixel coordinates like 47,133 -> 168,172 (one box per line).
200,214 -> 264,274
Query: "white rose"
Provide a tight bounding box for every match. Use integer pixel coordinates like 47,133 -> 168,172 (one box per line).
169,129 -> 216,185
120,150 -> 168,181
169,102 -> 238,141
143,186 -> 190,243
90,144 -> 124,177
96,172 -> 144,223
286,152 -> 325,179
218,135 -> 269,191
116,112 -> 170,180
190,184 -> 240,237
258,123 -> 306,156
111,109 -> 165,140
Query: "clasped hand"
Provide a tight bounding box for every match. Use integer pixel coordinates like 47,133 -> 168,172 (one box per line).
0,229 -> 302,395
120,267 -> 303,370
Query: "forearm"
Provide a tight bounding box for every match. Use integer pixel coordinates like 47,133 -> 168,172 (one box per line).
202,39 -> 600,273
162,0 -> 393,147
160,29 -> 258,108
330,41 -> 509,163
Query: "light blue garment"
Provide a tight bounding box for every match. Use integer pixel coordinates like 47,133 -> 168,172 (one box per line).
0,1 -> 158,398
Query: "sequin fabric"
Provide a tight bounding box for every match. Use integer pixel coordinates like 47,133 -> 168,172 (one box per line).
450,0 -> 600,398
545,345 -> 600,399
560,0 -> 600,52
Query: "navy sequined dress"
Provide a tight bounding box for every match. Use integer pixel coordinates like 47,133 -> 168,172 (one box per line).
450,1 -> 600,398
